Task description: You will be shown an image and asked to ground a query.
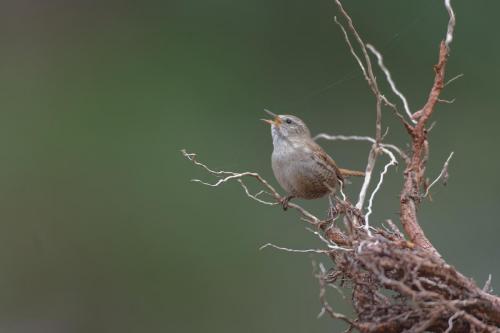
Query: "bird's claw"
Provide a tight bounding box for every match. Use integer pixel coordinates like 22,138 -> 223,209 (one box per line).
279,196 -> 294,211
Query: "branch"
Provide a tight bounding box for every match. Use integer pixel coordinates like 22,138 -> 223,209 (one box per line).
333,0 -> 456,255
313,133 -> 408,162
365,147 -> 398,223
366,44 -> 415,124
333,1 -> 415,233
313,261 -> 356,328
333,2 -> 384,218
313,134 -> 400,225
399,39 -> 451,257
181,149 -> 321,225
424,151 -> 454,197
259,243 -> 331,254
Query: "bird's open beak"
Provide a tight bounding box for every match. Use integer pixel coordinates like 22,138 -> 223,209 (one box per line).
261,109 -> 281,126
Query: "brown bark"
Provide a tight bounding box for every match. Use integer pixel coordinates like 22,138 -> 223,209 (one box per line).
399,42 -> 449,258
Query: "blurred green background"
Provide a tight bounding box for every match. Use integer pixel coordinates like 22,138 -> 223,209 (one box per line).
0,0 -> 498,332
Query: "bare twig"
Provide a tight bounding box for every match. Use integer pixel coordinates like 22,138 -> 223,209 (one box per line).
333,2 -> 419,232
181,149 -> 321,224
314,133 -> 408,161
313,261 -> 355,327
444,311 -> 464,333
356,146 -> 378,230
334,16 -> 368,84
366,44 -> 415,123
333,2 -> 384,217
365,147 -> 398,223
259,243 -> 330,254
386,219 -> 405,239
424,152 -> 454,197
444,0 -> 456,49
483,274 -> 493,293
437,98 -> 456,104
333,1 -> 380,99
314,132 -> 402,234
237,180 -> 276,205
444,73 -> 464,87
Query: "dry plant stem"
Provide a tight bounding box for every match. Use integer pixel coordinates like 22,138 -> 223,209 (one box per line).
424,151 -> 454,197
314,133 -> 409,163
181,147 -> 500,332
333,1 -> 385,234
329,1 -> 500,331
314,134 -> 401,224
334,2 -> 455,255
314,261 -> 355,327
366,44 -> 415,124
399,42 -> 449,257
181,149 -> 322,225
395,0 -> 457,255
365,147 -> 397,222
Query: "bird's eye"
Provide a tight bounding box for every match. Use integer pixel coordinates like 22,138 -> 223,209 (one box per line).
285,118 -> 292,124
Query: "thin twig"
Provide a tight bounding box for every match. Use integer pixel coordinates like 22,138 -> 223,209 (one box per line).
437,98 -> 456,104
259,243 -> 330,254
366,44 -> 415,124
424,152 -> 454,197
181,149 -> 321,224
444,0 -> 456,49
314,133 -> 408,161
444,311 -> 464,333
313,261 -> 355,326
365,147 -> 398,223
334,1 -> 391,216
444,73 -> 464,87
483,274 -> 493,293
237,179 -> 276,206
334,16 -> 368,84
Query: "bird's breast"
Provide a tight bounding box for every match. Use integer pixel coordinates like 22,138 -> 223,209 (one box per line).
271,146 -> 336,199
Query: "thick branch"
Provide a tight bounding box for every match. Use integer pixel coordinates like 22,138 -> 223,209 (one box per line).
399,42 -> 449,257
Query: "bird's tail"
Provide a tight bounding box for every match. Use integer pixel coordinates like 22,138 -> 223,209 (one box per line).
339,168 -> 365,178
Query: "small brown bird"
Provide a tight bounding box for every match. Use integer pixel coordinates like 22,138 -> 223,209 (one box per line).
262,110 -> 364,209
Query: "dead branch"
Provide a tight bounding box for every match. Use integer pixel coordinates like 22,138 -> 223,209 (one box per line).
332,5 -> 383,216
391,0 -> 457,257
399,41 -> 449,257
181,149 -> 322,225
183,147 -> 500,332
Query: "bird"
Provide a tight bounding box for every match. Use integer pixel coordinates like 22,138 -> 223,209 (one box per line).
262,110 -> 364,210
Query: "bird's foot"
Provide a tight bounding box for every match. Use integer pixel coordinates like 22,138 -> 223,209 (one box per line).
279,195 -> 294,211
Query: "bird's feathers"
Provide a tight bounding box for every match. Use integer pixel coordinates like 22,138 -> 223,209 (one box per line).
338,168 -> 365,177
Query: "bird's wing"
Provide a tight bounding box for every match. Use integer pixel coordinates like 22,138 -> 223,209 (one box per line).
306,140 -> 344,182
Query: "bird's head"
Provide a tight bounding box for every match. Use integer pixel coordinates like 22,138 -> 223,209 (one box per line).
261,110 -> 311,143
